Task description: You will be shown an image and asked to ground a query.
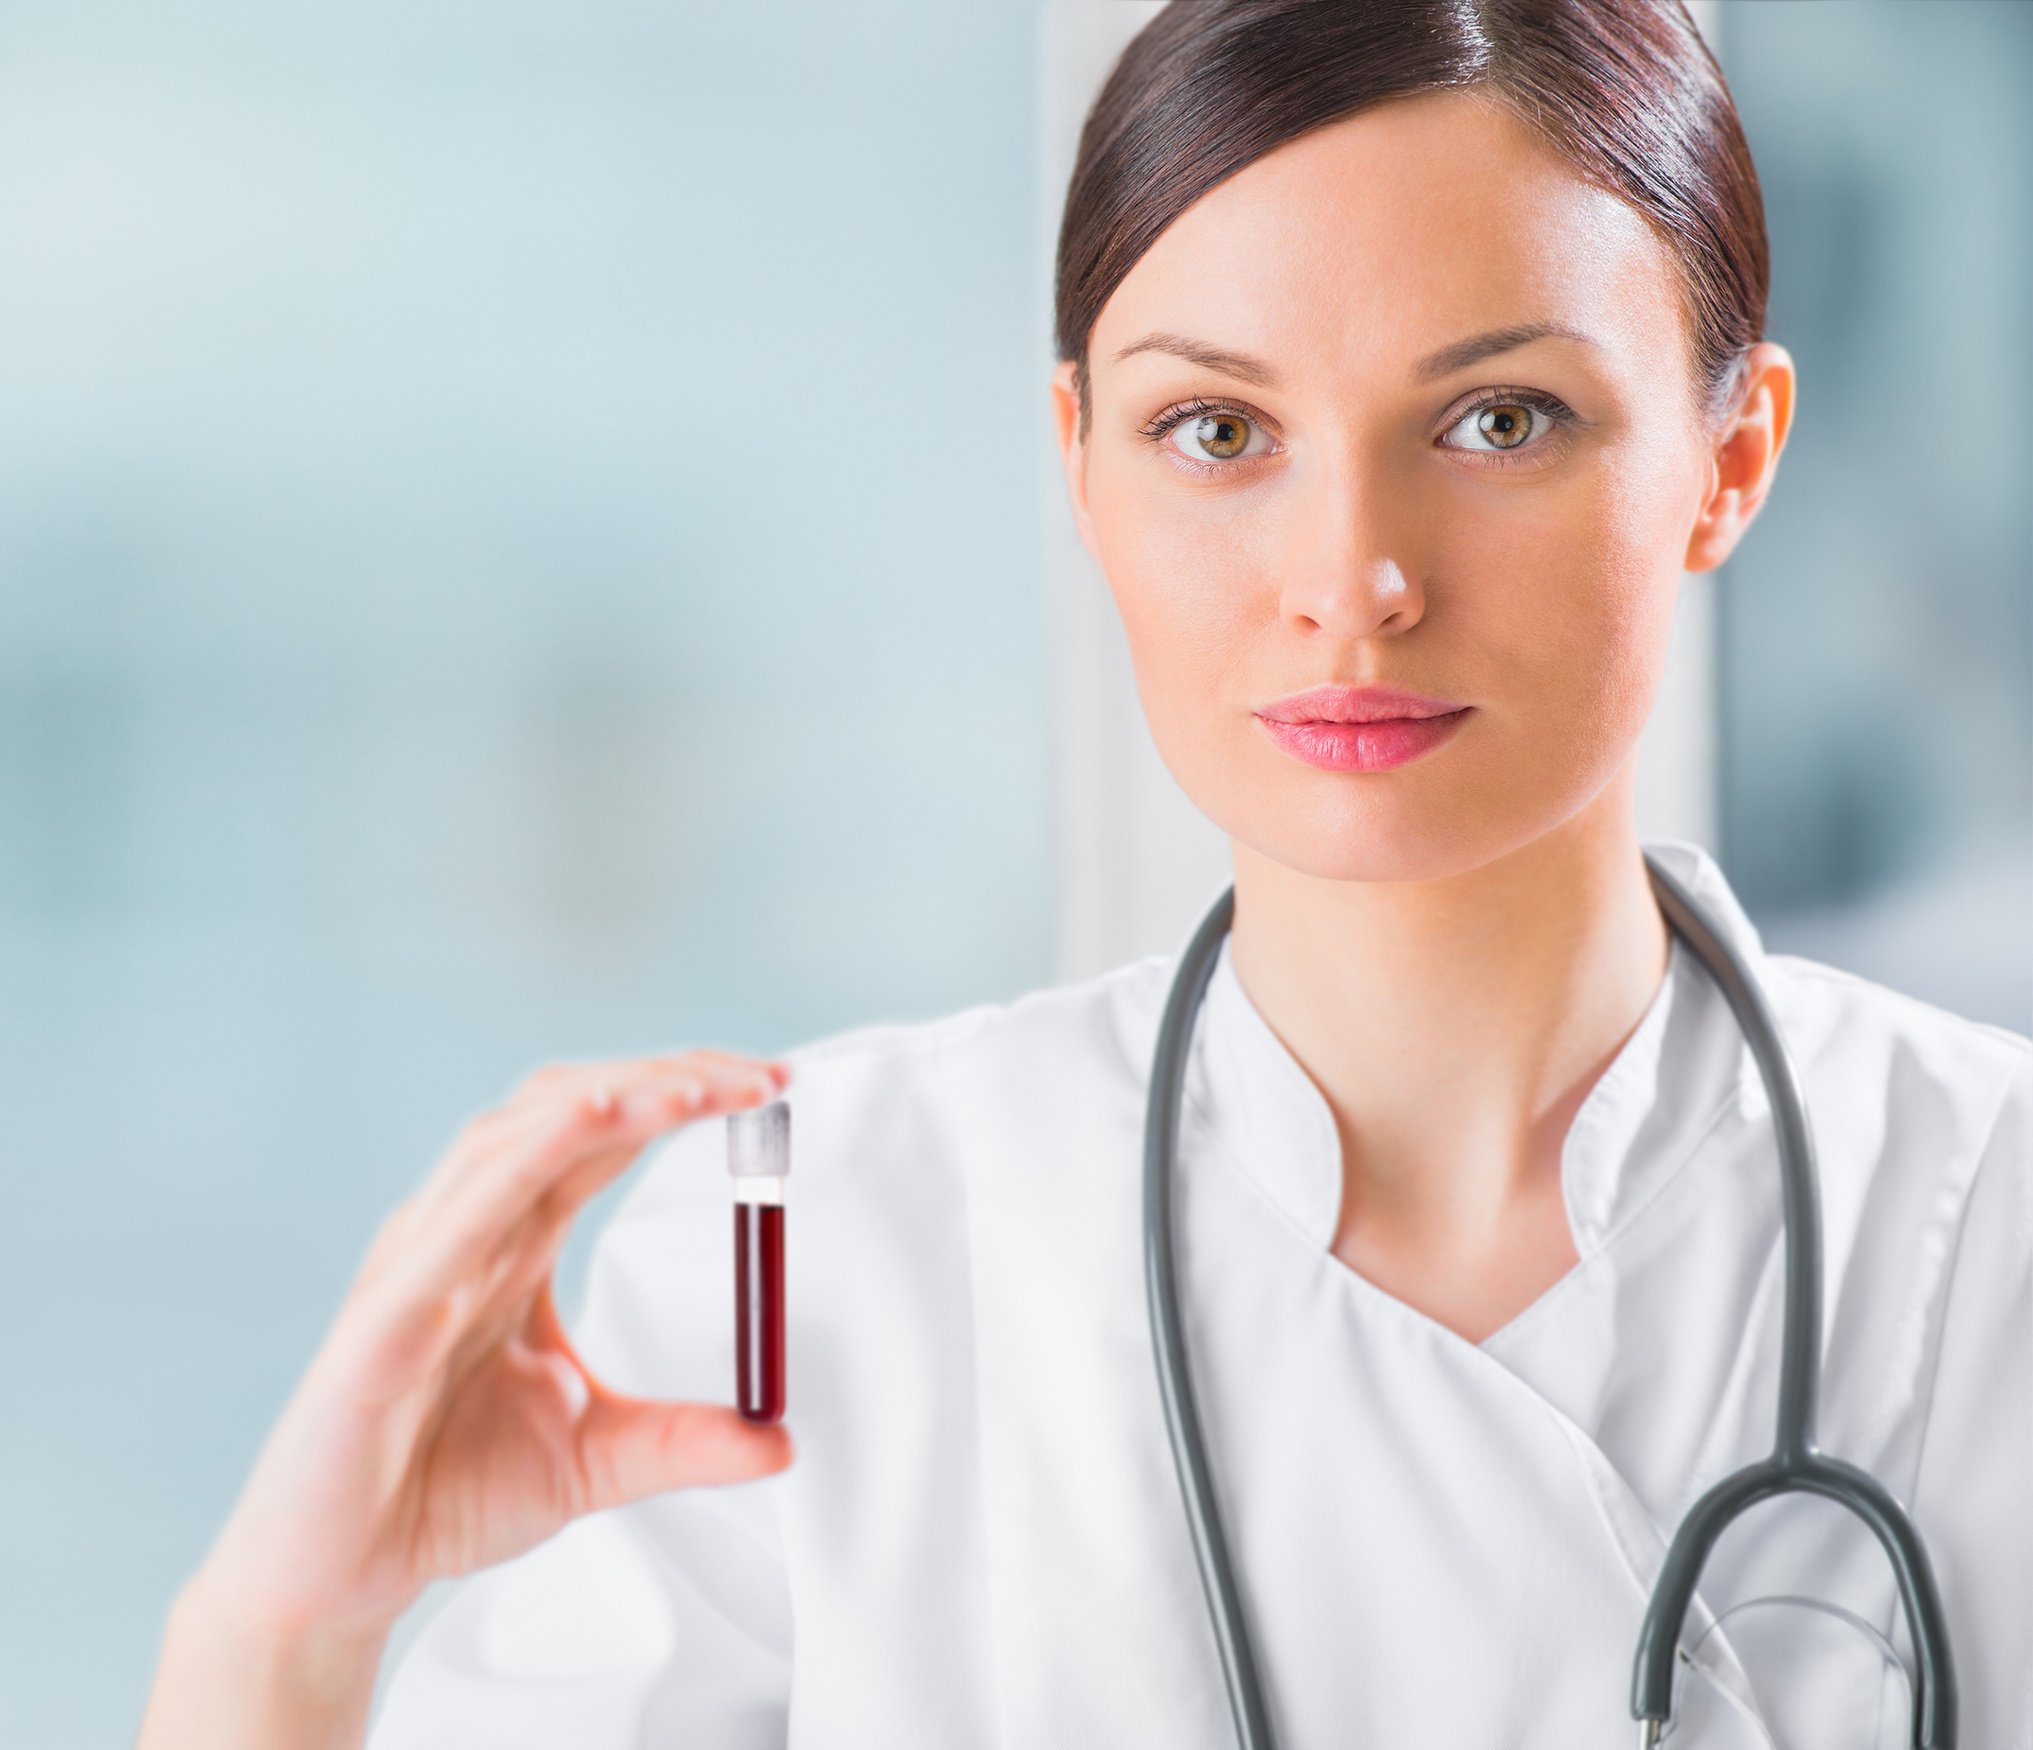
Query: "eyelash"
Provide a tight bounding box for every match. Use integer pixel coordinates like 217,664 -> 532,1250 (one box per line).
1137,386 -> 1581,474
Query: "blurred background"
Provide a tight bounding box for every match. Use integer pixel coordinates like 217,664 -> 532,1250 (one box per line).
0,3 -> 2025,1743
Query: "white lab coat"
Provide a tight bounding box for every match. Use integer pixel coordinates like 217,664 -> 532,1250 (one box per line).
365,838 -> 2032,1749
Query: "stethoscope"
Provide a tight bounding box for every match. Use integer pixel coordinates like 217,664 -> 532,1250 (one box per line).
1141,847 -> 1959,1749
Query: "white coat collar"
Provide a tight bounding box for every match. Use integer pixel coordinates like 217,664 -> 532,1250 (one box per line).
1171,838 -> 1768,1287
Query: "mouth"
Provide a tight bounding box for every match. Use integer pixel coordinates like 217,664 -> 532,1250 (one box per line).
1252,698 -> 1472,773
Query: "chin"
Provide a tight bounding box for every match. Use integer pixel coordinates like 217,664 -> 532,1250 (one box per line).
1227,763 -> 1585,886
1272,838 -> 1483,887
1220,792 -> 1468,885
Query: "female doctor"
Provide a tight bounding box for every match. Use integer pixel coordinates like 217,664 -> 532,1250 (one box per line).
138,2 -> 2031,1746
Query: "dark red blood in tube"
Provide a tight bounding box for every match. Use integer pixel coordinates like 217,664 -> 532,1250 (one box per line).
735,1202 -> 786,1422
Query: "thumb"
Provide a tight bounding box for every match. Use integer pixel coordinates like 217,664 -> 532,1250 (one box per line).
579,1393 -> 796,1512
525,1280 -> 795,1510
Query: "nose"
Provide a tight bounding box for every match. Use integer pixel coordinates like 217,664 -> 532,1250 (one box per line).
1274,454 -> 1426,640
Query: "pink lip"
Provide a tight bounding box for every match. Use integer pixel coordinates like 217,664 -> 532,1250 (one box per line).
1254,684 -> 1472,773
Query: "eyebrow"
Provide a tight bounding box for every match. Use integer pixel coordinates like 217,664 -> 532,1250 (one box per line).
1412,321 -> 1597,381
1107,321 -> 1597,388
1108,332 -> 1280,386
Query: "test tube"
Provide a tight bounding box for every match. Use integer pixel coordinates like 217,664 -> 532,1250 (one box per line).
726,1098 -> 788,1423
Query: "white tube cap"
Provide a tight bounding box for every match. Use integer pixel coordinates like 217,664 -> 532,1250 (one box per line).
727,1098 -> 791,1177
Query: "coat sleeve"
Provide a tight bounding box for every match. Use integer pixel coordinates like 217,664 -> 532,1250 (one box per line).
1903,1042 -> 2033,1750
364,1107 -> 794,1749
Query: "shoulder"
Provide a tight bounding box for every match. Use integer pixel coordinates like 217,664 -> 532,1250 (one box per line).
623,950 -> 1174,1222
1668,948 -> 2032,1488
1761,948 -> 2031,1151
772,949 -> 1175,1108
1758,951 -> 2032,1370
1763,945 -> 2031,1058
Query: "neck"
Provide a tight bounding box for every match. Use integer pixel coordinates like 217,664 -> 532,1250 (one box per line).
1225,771 -> 1670,1262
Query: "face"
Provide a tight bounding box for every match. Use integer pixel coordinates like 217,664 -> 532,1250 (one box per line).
1052,90 -> 1790,884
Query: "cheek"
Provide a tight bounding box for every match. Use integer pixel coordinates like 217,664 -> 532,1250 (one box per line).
1445,453 -> 1691,756
1085,451 -> 1272,709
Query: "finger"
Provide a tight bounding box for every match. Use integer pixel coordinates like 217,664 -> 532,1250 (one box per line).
530,1277 -> 796,1512
500,1049 -> 791,1117
419,1051 -> 789,1208
344,1079 -> 715,1387
532,1062 -> 776,1214
395,1214 -> 587,1424
579,1396 -> 797,1512
387,1067 -> 782,1320
355,1054 -> 791,1382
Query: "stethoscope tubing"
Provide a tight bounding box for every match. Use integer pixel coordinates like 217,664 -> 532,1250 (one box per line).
1141,849 -> 1958,1749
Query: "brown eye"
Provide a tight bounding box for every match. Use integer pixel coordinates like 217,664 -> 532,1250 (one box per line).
1153,403 -> 1272,466
1440,393 -> 1567,459
1475,404 -> 1533,449
1191,412 -> 1253,459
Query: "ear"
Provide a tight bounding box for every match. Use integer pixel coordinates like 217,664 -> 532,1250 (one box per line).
1684,340 -> 1796,574
1050,357 -> 1099,559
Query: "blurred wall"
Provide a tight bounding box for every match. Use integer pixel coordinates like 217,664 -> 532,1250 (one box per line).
0,4 -> 1045,1745
1715,0 -> 2033,1030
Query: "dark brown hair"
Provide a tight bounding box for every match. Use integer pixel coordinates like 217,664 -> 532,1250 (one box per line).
1055,0 -> 1768,429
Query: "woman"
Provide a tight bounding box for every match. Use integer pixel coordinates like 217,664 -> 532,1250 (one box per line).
138,3 -> 2031,1746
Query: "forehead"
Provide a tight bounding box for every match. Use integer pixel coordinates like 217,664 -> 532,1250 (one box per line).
1090,89 -> 1690,386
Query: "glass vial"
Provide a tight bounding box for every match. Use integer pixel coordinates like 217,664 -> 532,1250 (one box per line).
726,1098 -> 788,1423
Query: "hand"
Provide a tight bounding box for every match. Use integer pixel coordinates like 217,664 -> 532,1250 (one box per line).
186,1049 -> 796,1646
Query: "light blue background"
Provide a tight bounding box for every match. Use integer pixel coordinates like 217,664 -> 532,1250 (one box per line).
0,3 -> 1045,1743
1716,0 -> 2031,1027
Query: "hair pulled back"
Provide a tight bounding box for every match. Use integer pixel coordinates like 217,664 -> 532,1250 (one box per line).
1055,0 -> 1767,425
